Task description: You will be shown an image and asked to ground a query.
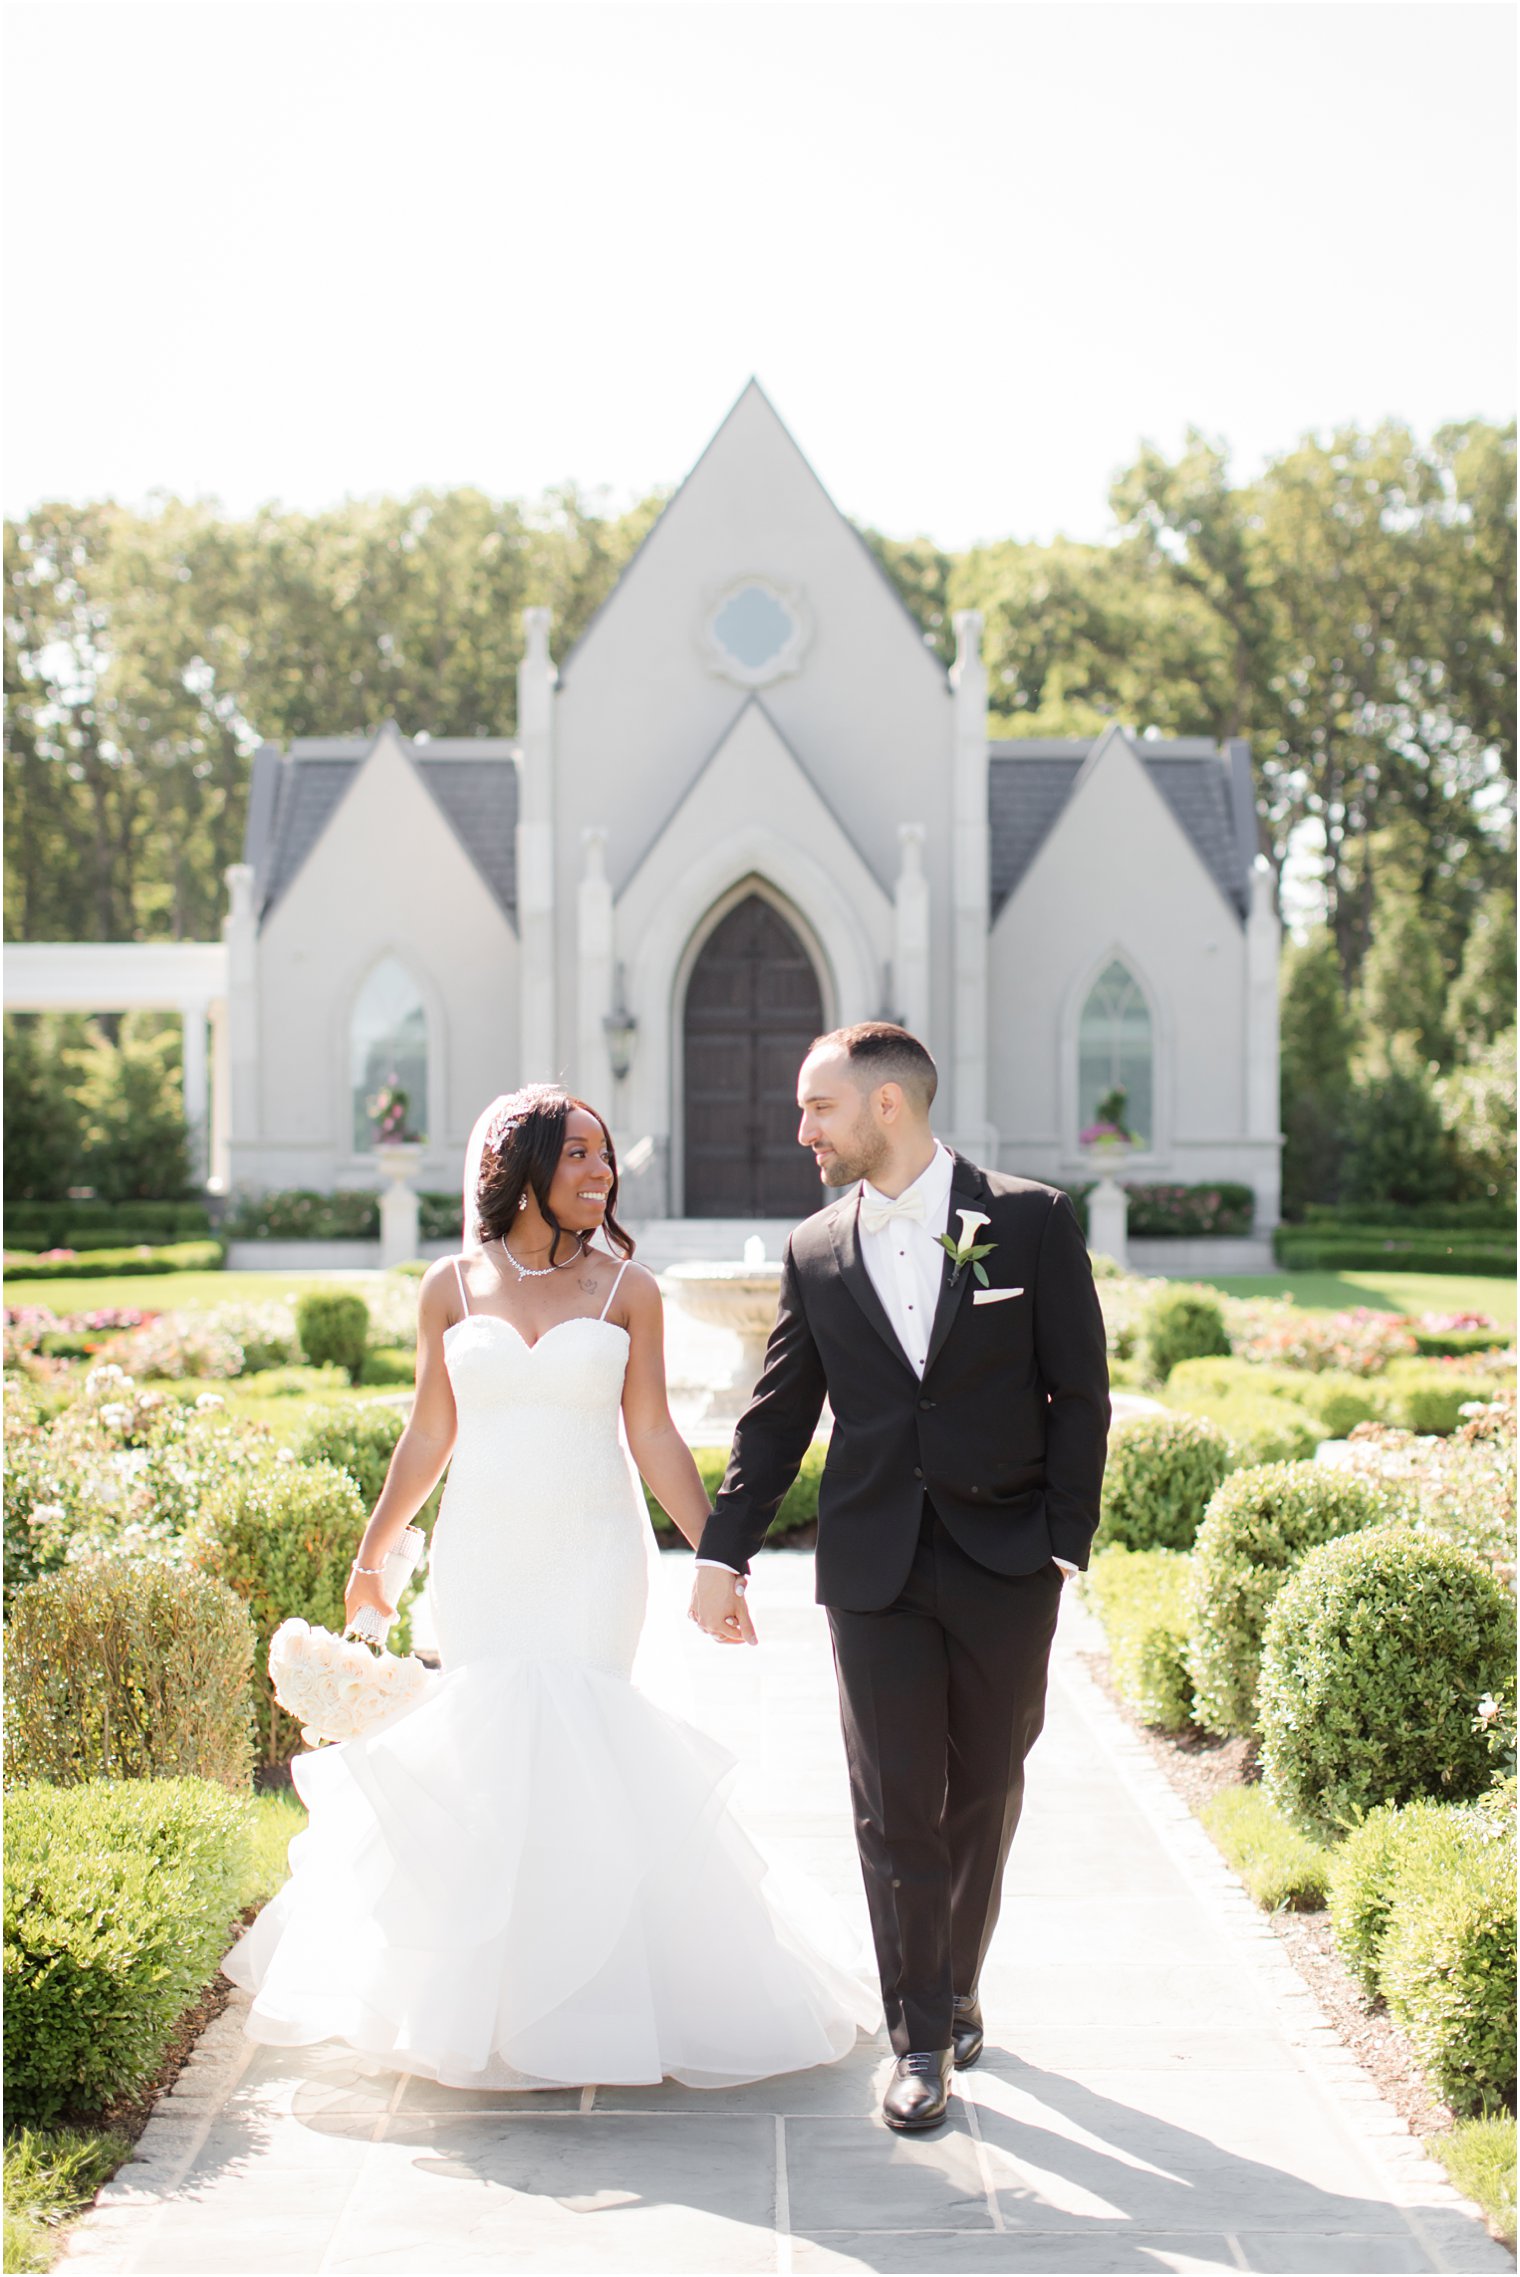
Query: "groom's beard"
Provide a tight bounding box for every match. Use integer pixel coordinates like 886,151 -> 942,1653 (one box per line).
816,1112 -> 891,1189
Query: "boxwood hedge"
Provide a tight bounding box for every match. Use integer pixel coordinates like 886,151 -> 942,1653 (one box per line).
1258,1527 -> 1517,1839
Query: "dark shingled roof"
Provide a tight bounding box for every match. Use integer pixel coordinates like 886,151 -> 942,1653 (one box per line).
988,735 -> 1255,919
248,731 -> 518,924
246,723 -> 1252,934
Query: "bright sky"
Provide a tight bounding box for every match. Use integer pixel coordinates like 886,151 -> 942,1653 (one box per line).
2,0 -> 1514,548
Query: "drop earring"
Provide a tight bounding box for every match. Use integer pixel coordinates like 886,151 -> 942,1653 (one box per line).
517,1191 -> 528,1212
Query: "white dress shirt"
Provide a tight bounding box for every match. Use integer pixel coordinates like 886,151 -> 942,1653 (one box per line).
857,1139 -> 956,1377
700,1140 -> 1074,1578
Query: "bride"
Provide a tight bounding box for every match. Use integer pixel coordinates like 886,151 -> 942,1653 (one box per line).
220,1083 -> 876,2090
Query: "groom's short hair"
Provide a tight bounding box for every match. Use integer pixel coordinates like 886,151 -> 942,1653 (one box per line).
812,1022 -> 938,1111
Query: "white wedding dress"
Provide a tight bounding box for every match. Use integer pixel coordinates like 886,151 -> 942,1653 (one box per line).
220,1260 -> 877,2090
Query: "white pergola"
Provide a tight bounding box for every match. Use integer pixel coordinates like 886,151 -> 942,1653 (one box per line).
4,941 -> 230,1191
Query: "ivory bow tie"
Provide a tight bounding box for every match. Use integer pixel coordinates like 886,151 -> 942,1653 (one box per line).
859,1188 -> 928,1235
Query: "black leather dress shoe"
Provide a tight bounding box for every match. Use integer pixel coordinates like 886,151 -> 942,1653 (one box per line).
882,2048 -> 953,2132
951,1994 -> 984,2070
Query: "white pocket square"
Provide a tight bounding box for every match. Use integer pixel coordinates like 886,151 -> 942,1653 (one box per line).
973,1286 -> 1024,1305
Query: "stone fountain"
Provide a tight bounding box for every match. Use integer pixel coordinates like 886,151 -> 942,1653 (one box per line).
662,1234 -> 783,1430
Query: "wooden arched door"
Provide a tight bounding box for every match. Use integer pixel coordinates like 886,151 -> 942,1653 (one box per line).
683,894 -> 824,1217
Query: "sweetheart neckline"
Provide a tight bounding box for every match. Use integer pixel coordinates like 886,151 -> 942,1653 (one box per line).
443,1313 -> 630,1356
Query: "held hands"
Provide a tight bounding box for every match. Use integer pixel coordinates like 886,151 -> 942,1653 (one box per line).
689,1566 -> 758,1646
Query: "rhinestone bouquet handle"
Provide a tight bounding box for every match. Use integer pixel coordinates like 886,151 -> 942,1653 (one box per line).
344,1524 -> 426,1647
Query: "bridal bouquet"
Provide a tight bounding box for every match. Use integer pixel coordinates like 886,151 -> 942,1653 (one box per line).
268,1523 -> 433,1746
268,1618 -> 433,1746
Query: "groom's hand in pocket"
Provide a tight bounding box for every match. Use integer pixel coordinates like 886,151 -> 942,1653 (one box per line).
690,1566 -> 758,1645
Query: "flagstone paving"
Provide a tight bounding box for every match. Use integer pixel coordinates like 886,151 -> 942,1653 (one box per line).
58,1557 -> 1511,2276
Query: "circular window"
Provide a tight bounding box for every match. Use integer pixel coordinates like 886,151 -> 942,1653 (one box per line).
703,578 -> 809,686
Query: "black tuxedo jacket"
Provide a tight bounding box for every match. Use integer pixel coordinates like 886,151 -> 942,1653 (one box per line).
698,1150 -> 1110,1610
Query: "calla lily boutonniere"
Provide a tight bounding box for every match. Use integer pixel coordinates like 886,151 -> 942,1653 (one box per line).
936,1208 -> 997,1289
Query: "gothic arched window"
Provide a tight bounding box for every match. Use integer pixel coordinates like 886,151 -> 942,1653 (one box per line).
350,957 -> 428,1150
1078,959 -> 1152,1145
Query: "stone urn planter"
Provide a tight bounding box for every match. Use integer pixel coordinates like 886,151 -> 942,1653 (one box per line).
663,1239 -> 783,1427
1078,1143 -> 1133,1269
374,1143 -> 424,1269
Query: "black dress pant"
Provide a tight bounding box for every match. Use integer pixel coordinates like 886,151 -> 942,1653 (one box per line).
826,1498 -> 1063,2055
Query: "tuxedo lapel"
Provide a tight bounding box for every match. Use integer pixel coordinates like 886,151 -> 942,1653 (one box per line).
827,1193 -> 917,1376
921,1152 -> 990,1379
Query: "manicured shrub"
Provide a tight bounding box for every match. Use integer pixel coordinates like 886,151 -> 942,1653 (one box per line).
1376,1359 -> 1494,1436
1327,1787 -> 1516,2117
1081,1547 -> 1195,1729
1186,1464 -> 1401,1738
1142,1285 -> 1231,1382
1272,1228 -> 1516,1276
2,1240 -> 224,1280
1258,1527 -> 1517,1839
1167,1385 -> 1322,1467
295,1290 -> 371,1383
1166,1356 -> 1379,1435
5,1198 -> 211,1247
1276,1371 -> 1384,1439
292,1405 -> 444,1532
294,1405 -> 405,1509
358,1346 -> 417,1387
1327,1798 -> 1450,1993
1098,1410 -> 1234,1552
1122,1182 -> 1256,1238
224,1188 -> 381,1240
3,1559 -> 257,1790
186,1459 -> 381,1767
4,1778 -> 253,2125
642,1441 -> 826,1544
1164,1357 -> 1262,1402
1198,1785 -> 1331,1912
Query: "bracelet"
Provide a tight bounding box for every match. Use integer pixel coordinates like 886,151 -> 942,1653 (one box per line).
350,1560 -> 385,1576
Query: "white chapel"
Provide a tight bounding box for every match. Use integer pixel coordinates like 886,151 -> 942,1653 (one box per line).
220,382 -> 1282,1241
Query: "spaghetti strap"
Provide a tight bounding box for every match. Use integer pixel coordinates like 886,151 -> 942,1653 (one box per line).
452,1256 -> 471,1320
598,1260 -> 630,1322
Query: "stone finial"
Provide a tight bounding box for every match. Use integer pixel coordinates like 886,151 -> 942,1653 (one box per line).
951,610 -> 984,684
897,822 -> 926,878
581,827 -> 608,881
522,606 -> 554,669
224,863 -> 255,924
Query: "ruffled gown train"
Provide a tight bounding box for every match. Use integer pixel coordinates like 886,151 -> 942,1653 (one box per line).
220,1300 -> 877,2090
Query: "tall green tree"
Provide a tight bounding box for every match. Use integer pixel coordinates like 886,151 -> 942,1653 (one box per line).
1356,900 -> 1450,1068
1448,887 -> 1518,1057
1278,929 -> 1360,1215
4,484 -> 663,943
2,1016 -> 85,1201
72,1012 -> 191,1202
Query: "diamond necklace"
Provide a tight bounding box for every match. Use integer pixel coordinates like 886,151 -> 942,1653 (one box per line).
497,1232 -> 588,1281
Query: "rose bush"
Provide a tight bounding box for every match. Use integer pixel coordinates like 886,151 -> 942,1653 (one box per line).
1239,1305 -> 1418,1376
2,1365 -> 275,1611
1335,1386 -> 1516,1590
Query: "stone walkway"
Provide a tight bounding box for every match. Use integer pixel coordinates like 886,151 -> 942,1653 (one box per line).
59,1558 -> 1509,2277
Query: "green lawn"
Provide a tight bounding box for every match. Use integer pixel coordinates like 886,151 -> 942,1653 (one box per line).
7,1263 -> 1515,1333
1197,1270 -> 1515,1328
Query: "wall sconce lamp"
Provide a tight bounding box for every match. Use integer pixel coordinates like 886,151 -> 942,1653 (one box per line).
603,965 -> 638,1081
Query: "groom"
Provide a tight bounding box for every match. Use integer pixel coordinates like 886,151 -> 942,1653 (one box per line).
692,1023 -> 1109,2131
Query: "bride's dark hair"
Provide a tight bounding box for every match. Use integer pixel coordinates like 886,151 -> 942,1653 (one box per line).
474,1085 -> 636,1261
